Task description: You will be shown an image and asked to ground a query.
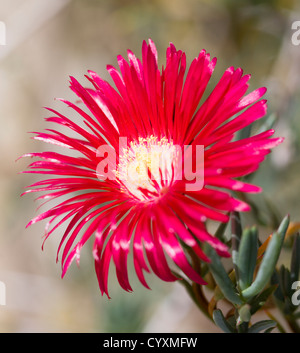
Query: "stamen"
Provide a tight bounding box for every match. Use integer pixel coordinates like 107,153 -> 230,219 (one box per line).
116,136 -> 180,201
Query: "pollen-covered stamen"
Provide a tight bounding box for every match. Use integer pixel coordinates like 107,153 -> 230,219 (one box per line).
116,136 -> 180,201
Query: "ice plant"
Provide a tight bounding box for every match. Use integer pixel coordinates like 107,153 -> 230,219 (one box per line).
21,39 -> 283,298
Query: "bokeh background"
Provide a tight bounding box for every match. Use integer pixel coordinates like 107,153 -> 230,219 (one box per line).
0,0 -> 300,332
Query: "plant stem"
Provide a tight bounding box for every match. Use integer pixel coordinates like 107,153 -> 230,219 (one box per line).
285,315 -> 300,333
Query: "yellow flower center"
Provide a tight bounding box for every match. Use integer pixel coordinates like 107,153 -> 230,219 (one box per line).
116,136 -> 180,201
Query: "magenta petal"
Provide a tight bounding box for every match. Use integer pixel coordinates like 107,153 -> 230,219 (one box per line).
111,213 -> 136,292
157,225 -> 207,285
96,235 -> 114,298
132,213 -> 151,289
141,214 -> 178,282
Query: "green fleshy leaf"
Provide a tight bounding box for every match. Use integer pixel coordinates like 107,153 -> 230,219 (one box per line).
242,215 -> 289,300
249,284 -> 278,315
237,304 -> 251,324
264,326 -> 276,333
277,265 -> 297,314
291,233 -> 300,283
213,309 -> 235,333
231,211 -> 242,282
204,244 -> 242,305
248,320 -> 277,333
237,227 -> 258,291
271,270 -> 285,302
281,266 -> 292,298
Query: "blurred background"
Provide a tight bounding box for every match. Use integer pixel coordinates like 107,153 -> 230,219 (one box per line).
0,0 -> 300,332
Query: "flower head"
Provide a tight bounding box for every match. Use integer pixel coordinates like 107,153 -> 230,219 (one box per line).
22,39 -> 283,297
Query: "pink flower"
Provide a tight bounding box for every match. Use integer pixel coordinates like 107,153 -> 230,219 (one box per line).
21,39 -> 283,297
